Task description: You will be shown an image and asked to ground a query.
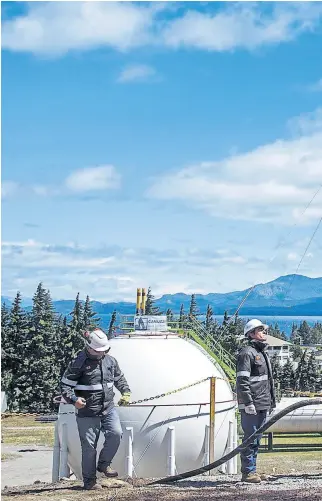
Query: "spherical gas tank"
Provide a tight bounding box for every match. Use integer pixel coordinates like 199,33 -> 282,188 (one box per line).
58,334 -> 236,479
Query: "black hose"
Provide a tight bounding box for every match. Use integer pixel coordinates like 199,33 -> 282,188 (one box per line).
148,398 -> 322,485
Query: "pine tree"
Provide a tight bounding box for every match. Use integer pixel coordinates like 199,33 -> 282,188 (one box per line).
205,304 -> 214,332
220,314 -> 242,357
295,350 -> 309,391
189,294 -> 198,319
290,343 -> 302,360
1,302 -> 13,393
108,310 -> 117,339
1,296 -> 17,402
70,292 -> 84,332
4,293 -> 31,411
68,293 -> 86,355
281,358 -> 294,390
298,321 -> 312,345
145,287 -> 160,315
18,283 -> 61,413
83,296 -> 100,330
307,352 -> 320,392
270,353 -> 282,386
166,308 -> 174,324
270,323 -> 288,341
179,304 -> 185,329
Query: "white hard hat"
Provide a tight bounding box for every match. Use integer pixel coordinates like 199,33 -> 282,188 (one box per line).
84,328 -> 110,352
244,319 -> 268,337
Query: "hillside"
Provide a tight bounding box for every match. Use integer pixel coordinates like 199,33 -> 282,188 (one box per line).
2,274 -> 322,316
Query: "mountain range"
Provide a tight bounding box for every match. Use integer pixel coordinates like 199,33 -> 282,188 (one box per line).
2,274 -> 322,316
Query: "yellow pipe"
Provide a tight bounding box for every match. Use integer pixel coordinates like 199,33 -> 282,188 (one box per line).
136,288 -> 142,314
141,287 -> 146,314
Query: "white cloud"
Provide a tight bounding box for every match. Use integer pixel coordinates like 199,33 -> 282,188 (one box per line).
147,108 -> 322,225
3,165 -> 122,199
161,3 -> 322,51
1,2 -> 158,56
65,165 -> 121,192
2,2 -> 322,56
117,64 -> 157,83
307,78 -> 322,92
2,181 -> 18,199
1,239 -> 268,300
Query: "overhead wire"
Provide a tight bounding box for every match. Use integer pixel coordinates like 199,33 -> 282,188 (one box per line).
211,185 -> 322,347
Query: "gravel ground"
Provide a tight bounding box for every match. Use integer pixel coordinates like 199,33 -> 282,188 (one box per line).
1,445 -> 53,487
2,473 -> 322,501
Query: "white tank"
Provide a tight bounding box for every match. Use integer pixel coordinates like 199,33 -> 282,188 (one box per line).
57,334 -> 235,479
267,397 -> 322,433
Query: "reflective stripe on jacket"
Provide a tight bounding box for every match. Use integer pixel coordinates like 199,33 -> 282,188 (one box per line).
61,350 -> 131,417
236,341 -> 276,411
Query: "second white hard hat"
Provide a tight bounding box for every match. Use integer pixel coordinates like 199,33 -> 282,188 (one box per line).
85,328 -> 110,351
244,319 -> 268,337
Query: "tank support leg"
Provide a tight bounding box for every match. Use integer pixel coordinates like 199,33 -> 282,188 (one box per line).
125,427 -> 134,477
167,426 -> 176,476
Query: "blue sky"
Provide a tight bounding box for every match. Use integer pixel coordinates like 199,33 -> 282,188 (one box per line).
1,1 -> 322,301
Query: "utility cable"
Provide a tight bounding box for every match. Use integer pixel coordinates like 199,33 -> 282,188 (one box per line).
148,397 -> 322,485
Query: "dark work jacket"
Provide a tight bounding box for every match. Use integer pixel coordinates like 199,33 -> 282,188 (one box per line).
60,350 -> 130,417
236,340 -> 276,411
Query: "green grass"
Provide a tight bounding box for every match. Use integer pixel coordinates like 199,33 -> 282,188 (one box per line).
262,433 -> 322,446
1,415 -> 55,446
2,427 -> 55,447
1,415 -> 55,428
257,450 -> 322,474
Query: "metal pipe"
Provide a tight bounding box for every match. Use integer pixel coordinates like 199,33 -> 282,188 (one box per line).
125,427 -> 134,477
167,426 -> 176,476
52,422 -> 60,483
136,288 -> 141,315
141,288 -> 146,315
59,422 -> 70,478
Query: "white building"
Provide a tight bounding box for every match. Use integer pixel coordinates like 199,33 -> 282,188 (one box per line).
265,334 -> 293,366
316,354 -> 322,370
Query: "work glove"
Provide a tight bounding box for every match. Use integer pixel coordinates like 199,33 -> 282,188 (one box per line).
244,404 -> 257,415
118,392 -> 131,406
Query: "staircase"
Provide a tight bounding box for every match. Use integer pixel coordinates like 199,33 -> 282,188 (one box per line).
185,315 -> 236,381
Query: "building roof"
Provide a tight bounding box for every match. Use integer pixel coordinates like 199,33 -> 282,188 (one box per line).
265,334 -> 292,347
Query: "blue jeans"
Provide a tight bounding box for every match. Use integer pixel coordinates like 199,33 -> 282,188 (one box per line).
76,407 -> 123,486
240,410 -> 267,475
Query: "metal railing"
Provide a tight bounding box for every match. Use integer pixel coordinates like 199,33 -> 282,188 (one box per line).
116,314 -> 236,381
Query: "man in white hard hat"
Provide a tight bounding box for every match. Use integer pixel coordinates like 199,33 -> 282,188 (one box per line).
236,319 -> 276,483
61,328 -> 131,491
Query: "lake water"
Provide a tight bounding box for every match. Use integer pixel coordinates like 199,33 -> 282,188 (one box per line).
99,314 -> 322,337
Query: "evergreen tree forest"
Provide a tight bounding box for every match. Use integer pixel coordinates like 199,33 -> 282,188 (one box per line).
2,285 -> 321,413
1,283 -> 113,413
167,295 -> 322,395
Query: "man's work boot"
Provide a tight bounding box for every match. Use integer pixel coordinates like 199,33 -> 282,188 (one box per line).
258,473 -> 271,481
97,465 -> 118,478
241,472 -> 261,483
83,480 -> 103,490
